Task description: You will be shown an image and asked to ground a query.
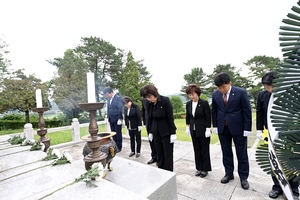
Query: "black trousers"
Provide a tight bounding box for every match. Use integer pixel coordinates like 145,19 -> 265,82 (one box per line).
191,132 -> 211,171
154,134 -> 174,172
272,175 -> 299,197
110,121 -> 122,151
218,126 -> 249,179
147,131 -> 157,159
128,129 -> 141,153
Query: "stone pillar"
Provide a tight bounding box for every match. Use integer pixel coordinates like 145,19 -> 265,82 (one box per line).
72,118 -> 80,141
105,115 -> 111,132
24,123 -> 34,140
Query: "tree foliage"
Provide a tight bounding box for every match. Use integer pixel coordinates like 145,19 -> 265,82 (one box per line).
119,51 -> 152,108
74,36 -> 124,103
244,55 -> 282,107
0,37 -> 11,81
170,96 -> 184,113
49,49 -> 89,120
0,69 -> 49,123
181,67 -> 208,98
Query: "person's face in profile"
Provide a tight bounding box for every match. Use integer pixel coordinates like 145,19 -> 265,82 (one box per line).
188,92 -> 199,102
264,84 -> 274,93
124,101 -> 132,108
217,82 -> 232,94
105,92 -> 113,99
145,95 -> 157,103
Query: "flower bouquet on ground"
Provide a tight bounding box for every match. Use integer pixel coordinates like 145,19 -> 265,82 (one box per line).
75,162 -> 105,187
7,134 -> 26,145
52,152 -> 72,165
30,140 -> 45,151
21,139 -> 35,146
42,148 -> 61,161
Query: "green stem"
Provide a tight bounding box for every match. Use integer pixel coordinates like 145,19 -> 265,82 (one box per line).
38,181 -> 76,200
0,164 -> 50,182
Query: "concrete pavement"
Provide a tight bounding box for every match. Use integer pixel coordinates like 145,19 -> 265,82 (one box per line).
55,136 -> 287,200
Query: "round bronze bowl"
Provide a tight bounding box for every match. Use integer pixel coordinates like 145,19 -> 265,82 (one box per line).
79,102 -> 104,111
81,132 -> 116,141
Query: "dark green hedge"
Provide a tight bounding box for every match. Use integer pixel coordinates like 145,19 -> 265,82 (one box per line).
0,119 -> 63,130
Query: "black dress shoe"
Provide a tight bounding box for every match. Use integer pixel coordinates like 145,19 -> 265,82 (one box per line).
136,153 -> 140,158
195,170 -> 201,176
240,179 -> 249,189
200,171 -> 208,178
129,152 -> 135,157
221,175 -> 234,183
269,190 -> 282,198
147,158 -> 157,164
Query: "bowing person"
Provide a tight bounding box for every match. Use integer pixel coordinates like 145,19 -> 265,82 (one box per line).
185,84 -> 212,178
122,96 -> 142,158
141,84 -> 177,172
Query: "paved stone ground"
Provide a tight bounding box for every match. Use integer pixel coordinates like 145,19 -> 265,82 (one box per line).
55,136 -> 287,200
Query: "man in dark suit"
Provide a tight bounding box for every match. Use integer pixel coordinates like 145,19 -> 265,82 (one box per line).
140,87 -> 157,164
212,72 -> 252,190
103,87 -> 123,152
256,71 -> 299,199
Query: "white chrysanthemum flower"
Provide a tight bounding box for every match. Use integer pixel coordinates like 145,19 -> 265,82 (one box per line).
22,140 -> 27,145
64,152 -> 72,162
91,162 -> 99,169
95,175 -> 102,181
52,149 -> 61,158
99,170 -> 104,178
30,139 -> 35,144
98,163 -> 104,170
41,143 -> 45,151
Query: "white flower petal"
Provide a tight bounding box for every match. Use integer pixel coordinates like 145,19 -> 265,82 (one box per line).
53,149 -> 61,158
41,143 -> 45,151
64,152 -> 72,162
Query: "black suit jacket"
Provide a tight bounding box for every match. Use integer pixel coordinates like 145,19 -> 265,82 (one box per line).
256,90 -> 271,130
107,94 -> 123,123
186,98 -> 211,137
124,103 -> 142,129
147,95 -> 177,137
212,86 -> 252,135
141,98 -> 149,128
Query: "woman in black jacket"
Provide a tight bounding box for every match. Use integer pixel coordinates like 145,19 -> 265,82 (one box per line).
141,84 -> 177,172
122,96 -> 142,158
185,84 -> 212,178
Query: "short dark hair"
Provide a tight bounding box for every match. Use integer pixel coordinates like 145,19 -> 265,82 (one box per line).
142,84 -> 159,98
122,96 -> 132,105
261,71 -> 278,85
214,72 -> 231,87
140,87 -> 144,97
186,84 -> 201,96
103,87 -> 113,94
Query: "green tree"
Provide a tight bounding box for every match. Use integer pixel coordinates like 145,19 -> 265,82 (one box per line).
119,51 -> 152,108
244,55 -> 282,107
0,37 -> 11,80
181,67 -> 208,98
170,95 -> 184,114
49,49 -> 89,120
74,36 -> 124,103
0,69 -> 49,123
206,64 -> 252,96
244,55 -> 282,80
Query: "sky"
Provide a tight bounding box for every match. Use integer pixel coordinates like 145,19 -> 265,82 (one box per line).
0,0 -> 297,95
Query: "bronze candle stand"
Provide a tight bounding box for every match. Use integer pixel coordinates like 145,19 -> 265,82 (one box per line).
79,102 -> 107,170
32,107 -> 50,152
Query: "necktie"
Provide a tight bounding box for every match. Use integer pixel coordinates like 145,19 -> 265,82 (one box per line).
223,93 -> 228,106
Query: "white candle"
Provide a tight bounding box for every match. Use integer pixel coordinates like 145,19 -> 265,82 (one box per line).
36,89 -> 43,108
87,72 -> 96,103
